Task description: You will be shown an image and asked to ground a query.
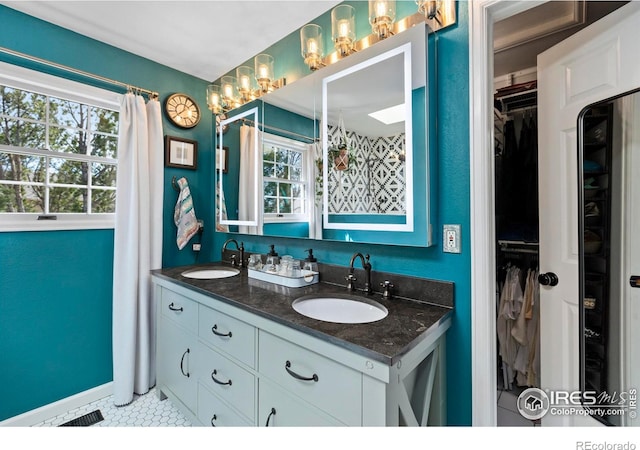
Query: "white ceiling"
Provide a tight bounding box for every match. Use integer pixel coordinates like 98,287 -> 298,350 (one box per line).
1,0 -> 341,82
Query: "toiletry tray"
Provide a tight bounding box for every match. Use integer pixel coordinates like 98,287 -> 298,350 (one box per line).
248,268 -> 319,288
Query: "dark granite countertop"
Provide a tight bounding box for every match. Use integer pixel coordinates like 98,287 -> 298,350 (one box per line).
152,263 -> 453,366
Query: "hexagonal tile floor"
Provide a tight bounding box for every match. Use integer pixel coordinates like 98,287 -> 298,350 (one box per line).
33,388 -> 192,427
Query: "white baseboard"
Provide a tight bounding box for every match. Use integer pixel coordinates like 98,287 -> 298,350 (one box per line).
0,382 -> 113,427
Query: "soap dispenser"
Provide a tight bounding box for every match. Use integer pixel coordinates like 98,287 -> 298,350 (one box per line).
267,244 -> 278,257
303,248 -> 319,273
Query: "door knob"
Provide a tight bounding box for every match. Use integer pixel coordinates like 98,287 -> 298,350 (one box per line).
538,272 -> 559,286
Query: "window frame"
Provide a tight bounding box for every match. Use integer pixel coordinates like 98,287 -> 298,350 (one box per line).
261,131 -> 310,224
0,61 -> 121,232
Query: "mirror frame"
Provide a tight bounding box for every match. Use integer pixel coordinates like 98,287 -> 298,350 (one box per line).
218,106 -> 260,227
322,42 -> 413,232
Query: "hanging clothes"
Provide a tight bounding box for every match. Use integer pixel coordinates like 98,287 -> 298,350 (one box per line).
497,264 -> 540,388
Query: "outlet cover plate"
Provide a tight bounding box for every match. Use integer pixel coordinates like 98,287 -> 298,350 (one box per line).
443,224 -> 461,253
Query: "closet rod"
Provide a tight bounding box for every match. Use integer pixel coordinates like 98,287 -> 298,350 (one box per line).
0,46 -> 159,98
241,118 -> 317,142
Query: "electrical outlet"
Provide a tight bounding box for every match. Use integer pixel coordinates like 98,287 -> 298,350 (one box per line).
443,224 -> 461,253
192,243 -> 201,252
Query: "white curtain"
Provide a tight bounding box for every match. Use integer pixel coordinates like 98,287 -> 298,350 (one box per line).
306,141 -> 322,239
112,93 -> 163,406
239,124 -> 263,234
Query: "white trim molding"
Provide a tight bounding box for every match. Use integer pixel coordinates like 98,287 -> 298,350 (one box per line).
0,382 -> 113,427
469,0 -> 547,427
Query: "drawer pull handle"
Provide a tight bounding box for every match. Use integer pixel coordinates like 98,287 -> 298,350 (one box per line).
180,349 -> 190,378
211,370 -> 232,386
285,360 -> 318,382
265,408 -> 276,427
211,324 -> 232,338
210,415 -> 217,427
168,302 -> 183,312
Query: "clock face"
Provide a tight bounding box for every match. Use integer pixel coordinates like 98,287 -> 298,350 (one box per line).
165,93 -> 200,128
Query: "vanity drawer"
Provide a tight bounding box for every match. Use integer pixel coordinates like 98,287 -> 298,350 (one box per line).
199,304 -> 256,368
197,342 -> 256,421
198,383 -> 253,427
258,331 -> 362,425
161,288 -> 198,331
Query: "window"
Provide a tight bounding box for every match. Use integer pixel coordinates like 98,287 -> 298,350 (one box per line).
0,62 -> 121,231
261,133 -> 309,223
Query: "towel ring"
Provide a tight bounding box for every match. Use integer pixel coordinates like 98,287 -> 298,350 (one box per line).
171,176 -> 180,192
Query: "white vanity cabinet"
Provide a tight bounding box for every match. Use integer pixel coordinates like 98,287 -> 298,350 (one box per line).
157,289 -> 198,415
153,277 -> 450,427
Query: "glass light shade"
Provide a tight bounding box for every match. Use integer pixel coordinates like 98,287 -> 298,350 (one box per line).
254,54 -> 274,92
369,0 -> 396,39
416,0 -> 439,20
236,66 -> 255,102
220,75 -> 237,107
300,24 -> 324,71
206,84 -> 222,114
331,5 -> 356,57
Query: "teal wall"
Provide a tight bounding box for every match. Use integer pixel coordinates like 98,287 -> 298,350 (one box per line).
0,1 -> 471,425
0,5 -> 213,420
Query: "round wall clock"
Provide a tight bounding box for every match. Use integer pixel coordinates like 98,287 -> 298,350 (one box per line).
165,93 -> 201,129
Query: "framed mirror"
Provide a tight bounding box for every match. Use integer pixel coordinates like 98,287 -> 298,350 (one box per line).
577,88 -> 640,426
217,106 -> 260,230
322,42 -> 413,233
215,23 -> 432,247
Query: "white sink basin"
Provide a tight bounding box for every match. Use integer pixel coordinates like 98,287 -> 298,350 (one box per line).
292,295 -> 388,324
181,267 -> 240,279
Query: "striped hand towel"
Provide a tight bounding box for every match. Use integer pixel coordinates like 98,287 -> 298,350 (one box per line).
174,177 -> 199,250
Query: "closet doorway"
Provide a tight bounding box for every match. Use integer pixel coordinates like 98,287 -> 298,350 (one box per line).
490,0 -> 628,426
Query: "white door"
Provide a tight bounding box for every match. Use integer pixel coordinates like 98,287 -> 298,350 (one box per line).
538,2 -> 640,426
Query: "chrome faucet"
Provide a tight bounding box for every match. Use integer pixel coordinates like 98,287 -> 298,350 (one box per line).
347,253 -> 372,295
222,238 -> 245,268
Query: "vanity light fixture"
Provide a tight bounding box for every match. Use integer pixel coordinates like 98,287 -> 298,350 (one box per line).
206,83 -> 223,114
331,4 -> 356,57
369,0 -> 396,40
236,66 -> 256,103
221,75 -> 238,109
255,53 -> 275,93
300,24 -> 325,71
415,0 -> 457,32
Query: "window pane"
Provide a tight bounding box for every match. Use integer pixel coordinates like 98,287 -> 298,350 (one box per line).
276,148 -> 288,164
278,183 -> 291,197
292,198 -> 305,214
0,152 -> 46,182
0,86 -> 47,121
91,133 -> 118,158
263,162 -> 274,178
92,162 -> 117,187
289,151 -> 302,167
264,181 -> 277,197
264,197 -> 277,213
49,187 -> 87,213
49,158 -> 88,186
50,97 -> 90,129
49,126 -> 90,154
279,198 -> 291,214
91,108 -> 119,134
0,118 -> 47,148
92,188 -> 116,213
0,183 -> 44,213
263,145 -> 276,162
290,165 -> 302,181
291,183 -> 303,198
275,163 -> 289,179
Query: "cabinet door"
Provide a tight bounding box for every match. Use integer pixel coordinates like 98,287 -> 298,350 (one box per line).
258,379 -> 342,427
157,316 -> 197,412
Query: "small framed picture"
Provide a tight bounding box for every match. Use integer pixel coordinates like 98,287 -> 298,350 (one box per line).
216,146 -> 229,174
165,135 -> 197,170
